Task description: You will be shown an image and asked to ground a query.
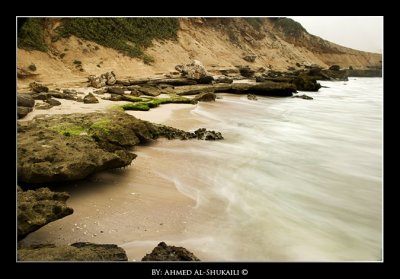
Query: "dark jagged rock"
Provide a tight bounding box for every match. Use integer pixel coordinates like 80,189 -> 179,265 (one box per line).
83,93 -> 99,104
18,95 -> 35,107
17,187 -> 73,240
293,94 -> 313,100
194,128 -> 223,140
247,94 -> 257,100
127,78 -> 198,86
238,65 -> 255,78
174,84 -> 231,96
18,107 -> 33,119
45,98 -> 61,106
192,92 -> 216,103
18,94 -> 35,119
329,65 -> 341,71
17,112 -> 223,184
29,82 -> 49,93
115,79 -> 131,86
142,242 -> 200,261
18,242 -> 127,261
294,75 -> 321,91
229,82 -> 295,96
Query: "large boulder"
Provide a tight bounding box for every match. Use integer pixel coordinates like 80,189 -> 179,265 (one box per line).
18,242 -> 128,261
142,242 -> 200,261
83,93 -> 99,104
175,60 -> 214,83
18,95 -> 35,107
17,187 -> 73,240
329,65 -> 341,71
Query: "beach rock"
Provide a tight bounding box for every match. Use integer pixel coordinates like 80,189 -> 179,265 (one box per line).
45,98 -> 61,106
104,71 -> 116,85
107,86 -> 128,95
35,102 -> 53,110
247,94 -> 257,100
17,111 -> 223,184
29,82 -> 48,93
175,60 -> 213,83
31,92 -> 50,100
329,65 -> 341,71
88,72 -> 116,88
115,79 -> 131,86
238,66 -> 255,78
18,95 -> 35,107
293,75 -> 321,91
136,86 -> 161,97
17,107 -> 33,119
83,93 -> 99,104
293,94 -> 313,100
142,242 -> 200,261
215,76 -> 233,84
48,91 -> 78,101
17,187 -> 73,240
194,128 -> 223,140
229,82 -> 295,96
192,92 -> 216,103
18,242 -> 127,261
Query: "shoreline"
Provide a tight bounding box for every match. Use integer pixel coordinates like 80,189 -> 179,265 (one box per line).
18,96 -> 212,261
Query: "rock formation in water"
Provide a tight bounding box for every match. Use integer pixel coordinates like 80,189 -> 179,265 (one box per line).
18,242 -> 128,261
17,111 -> 223,184
17,187 -> 73,240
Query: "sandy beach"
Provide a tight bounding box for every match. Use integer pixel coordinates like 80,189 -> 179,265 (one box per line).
19,92 -> 212,261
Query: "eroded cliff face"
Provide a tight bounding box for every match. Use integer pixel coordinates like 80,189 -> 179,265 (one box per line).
17,17 -> 381,90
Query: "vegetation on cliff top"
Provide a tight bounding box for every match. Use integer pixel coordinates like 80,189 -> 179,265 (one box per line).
18,18 -> 179,62
17,18 -> 47,51
272,17 -> 307,38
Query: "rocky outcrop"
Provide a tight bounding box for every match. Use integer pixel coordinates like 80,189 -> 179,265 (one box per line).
293,75 -> 321,91
194,128 -> 223,140
175,60 -> 214,84
293,94 -> 313,100
17,111 -> 223,184
247,94 -> 257,100
192,92 -> 216,103
29,82 -> 48,93
229,82 -> 295,96
142,242 -> 200,261
31,91 -> 77,101
329,65 -> 341,71
348,69 -> 382,77
17,94 -> 35,119
83,93 -> 99,104
18,242 -> 128,261
17,187 -> 73,240
88,72 -> 116,88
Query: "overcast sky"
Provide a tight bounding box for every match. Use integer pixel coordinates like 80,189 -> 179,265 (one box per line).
289,16 -> 383,53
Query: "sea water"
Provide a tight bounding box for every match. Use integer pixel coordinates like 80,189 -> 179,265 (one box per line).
145,78 -> 383,261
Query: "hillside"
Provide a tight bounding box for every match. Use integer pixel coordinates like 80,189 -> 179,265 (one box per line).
17,17 -> 382,90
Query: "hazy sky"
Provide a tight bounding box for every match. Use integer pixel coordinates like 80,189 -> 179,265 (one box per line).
289,16 -> 383,53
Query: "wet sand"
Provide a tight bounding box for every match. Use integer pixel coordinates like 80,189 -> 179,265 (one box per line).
19,92 -> 211,261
